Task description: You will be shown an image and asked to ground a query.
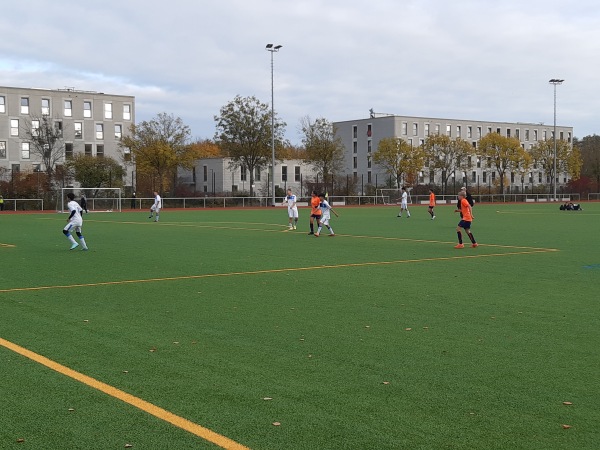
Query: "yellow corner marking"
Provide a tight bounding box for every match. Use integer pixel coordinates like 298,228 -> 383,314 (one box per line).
0,249 -> 556,294
0,337 -> 250,450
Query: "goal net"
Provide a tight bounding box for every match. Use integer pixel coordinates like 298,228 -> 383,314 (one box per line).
376,188 -> 413,205
60,188 -> 122,213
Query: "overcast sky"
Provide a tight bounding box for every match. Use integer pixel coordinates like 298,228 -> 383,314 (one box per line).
2,0 -> 598,143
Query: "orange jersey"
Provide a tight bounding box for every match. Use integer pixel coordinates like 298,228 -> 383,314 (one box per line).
311,196 -> 321,215
460,198 -> 473,221
429,192 -> 436,207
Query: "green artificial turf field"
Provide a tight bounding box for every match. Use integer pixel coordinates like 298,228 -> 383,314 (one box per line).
1,202 -> 599,449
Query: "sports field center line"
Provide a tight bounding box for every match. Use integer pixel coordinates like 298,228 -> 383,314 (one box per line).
0,249 -> 557,294
0,338 -> 250,450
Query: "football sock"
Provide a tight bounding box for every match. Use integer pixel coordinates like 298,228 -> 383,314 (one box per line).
310,223 -> 314,233
468,232 -> 476,244
457,231 -> 463,244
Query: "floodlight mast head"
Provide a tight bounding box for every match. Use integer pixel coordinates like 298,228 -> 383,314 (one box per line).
549,78 -> 564,84
265,43 -> 282,52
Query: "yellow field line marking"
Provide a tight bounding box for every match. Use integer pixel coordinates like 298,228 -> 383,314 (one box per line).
0,243 -> 16,248
0,249 -> 556,294
0,337 -> 250,450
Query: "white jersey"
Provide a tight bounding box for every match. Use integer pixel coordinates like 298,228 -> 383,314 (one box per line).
319,199 -> 333,220
285,194 -> 297,209
401,191 -> 408,207
152,194 -> 162,210
67,200 -> 83,226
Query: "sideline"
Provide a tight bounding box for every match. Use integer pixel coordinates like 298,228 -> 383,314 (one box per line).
0,337 -> 250,450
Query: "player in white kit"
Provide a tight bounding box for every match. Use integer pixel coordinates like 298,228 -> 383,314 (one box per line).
62,192 -> 89,250
315,193 -> 338,237
397,187 -> 411,218
149,191 -> 161,222
283,188 -> 299,229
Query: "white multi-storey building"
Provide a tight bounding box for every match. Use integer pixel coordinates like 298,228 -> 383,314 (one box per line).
334,114 -> 573,193
0,86 -> 135,185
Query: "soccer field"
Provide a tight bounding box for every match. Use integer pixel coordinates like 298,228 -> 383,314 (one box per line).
1,203 -> 599,449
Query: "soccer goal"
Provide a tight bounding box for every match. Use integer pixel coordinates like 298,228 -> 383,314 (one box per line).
60,188 -> 122,213
376,188 -> 413,205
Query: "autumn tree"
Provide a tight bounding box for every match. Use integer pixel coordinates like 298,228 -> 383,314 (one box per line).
573,135 -> 599,189
478,133 -> 525,193
529,138 -> 578,189
299,116 -> 345,182
373,137 -> 426,188
423,134 -> 475,194
64,154 -> 125,194
214,95 -> 286,197
120,113 -> 194,194
22,115 -> 64,178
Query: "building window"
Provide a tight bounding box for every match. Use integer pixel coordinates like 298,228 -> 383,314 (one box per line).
367,156 -> 372,168
477,157 -> 481,168
515,129 -> 520,139
10,119 -> 19,136
55,121 -> 63,137
352,125 -> 357,138
538,173 -> 542,183
104,103 -> 113,119
74,122 -> 83,139
114,124 -> 122,139
543,130 -> 547,140
533,130 -> 538,141
0,96 -> 5,113
281,165 -> 287,182
467,126 -> 472,138
240,167 -> 247,181
477,127 -> 482,138
435,124 -> 440,135
456,125 -> 461,137
559,131 -> 564,140
41,98 -> 50,116
255,167 -> 261,181
21,98 -> 29,114
64,100 -> 73,117
353,141 -> 357,153
353,156 -> 357,169
402,122 -> 407,135
367,140 -> 372,153
21,142 -> 30,159
506,128 -> 511,138
96,144 -> 104,157
425,123 -> 430,136
95,123 -> 104,140
84,144 -> 92,156
367,124 -> 372,137
511,172 -> 515,183
483,171 -> 487,183
525,129 -> 530,141
123,104 -> 131,120
367,171 -> 372,183
446,124 -> 451,136
412,123 -> 418,136
65,142 -> 74,159
472,171 -> 476,183
84,101 -> 92,118
31,120 -> 40,137
0,141 -> 6,158
295,166 -> 301,182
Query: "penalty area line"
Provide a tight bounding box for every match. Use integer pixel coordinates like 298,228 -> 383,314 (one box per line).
0,337 -> 250,450
0,249 -> 556,294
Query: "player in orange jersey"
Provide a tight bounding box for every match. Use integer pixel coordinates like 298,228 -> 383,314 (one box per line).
308,190 -> 322,235
428,188 -> 436,220
454,191 -> 477,249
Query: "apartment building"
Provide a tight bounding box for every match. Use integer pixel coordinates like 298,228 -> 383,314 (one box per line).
0,86 -> 135,185
334,114 -> 574,193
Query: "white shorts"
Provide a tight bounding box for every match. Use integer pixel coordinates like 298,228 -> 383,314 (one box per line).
401,201 -> 408,209
64,220 -> 82,234
288,207 -> 298,218
319,216 -> 330,226
151,205 -> 161,213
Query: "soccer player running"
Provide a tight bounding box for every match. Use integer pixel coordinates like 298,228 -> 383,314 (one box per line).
63,193 -> 89,251
315,193 -> 338,237
428,188 -> 436,220
454,190 -> 478,249
308,190 -> 321,235
397,187 -> 411,218
283,188 -> 299,230
149,191 -> 162,222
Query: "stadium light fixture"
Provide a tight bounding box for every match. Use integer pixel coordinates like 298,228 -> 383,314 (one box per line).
266,43 -> 282,206
549,79 -> 564,201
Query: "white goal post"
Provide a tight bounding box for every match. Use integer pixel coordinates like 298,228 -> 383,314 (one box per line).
376,188 -> 414,205
60,188 -> 122,213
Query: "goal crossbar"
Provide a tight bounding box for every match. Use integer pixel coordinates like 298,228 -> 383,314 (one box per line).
60,188 -> 122,213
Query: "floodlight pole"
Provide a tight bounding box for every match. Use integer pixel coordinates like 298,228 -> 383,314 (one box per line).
266,43 -> 282,207
549,78 -> 564,201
